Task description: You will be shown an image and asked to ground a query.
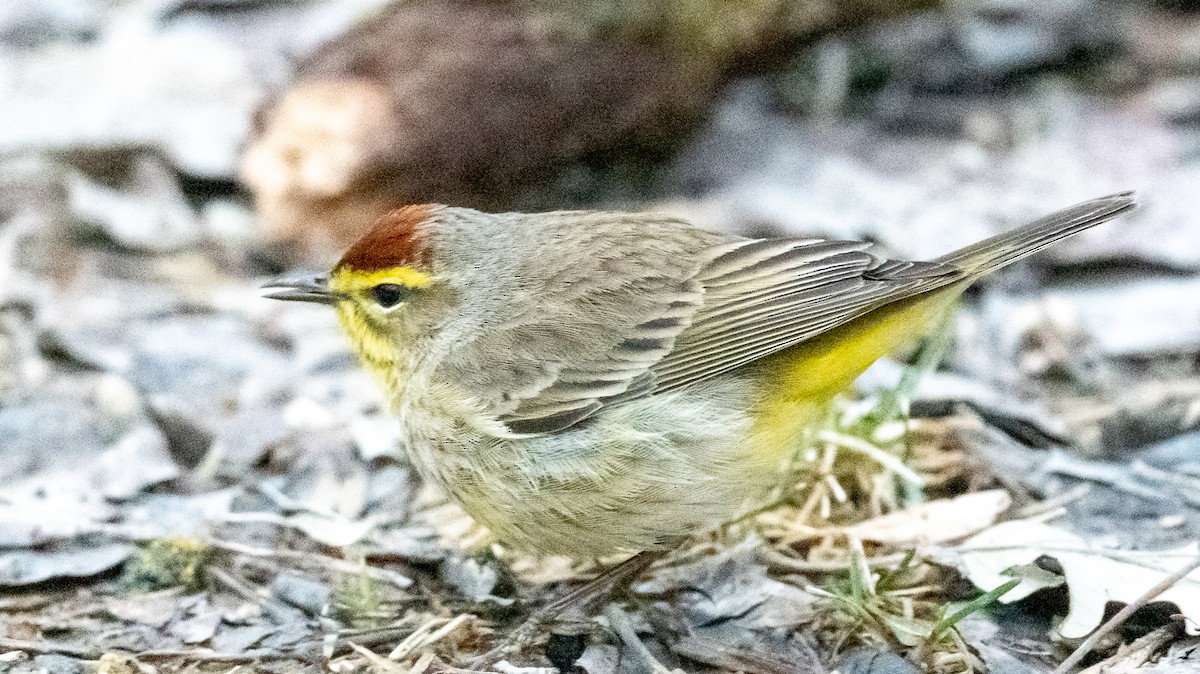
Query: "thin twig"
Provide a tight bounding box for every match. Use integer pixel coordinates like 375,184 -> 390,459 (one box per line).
207,565 -> 296,623
1052,554 -> 1200,674
388,614 -> 471,660
757,545 -> 910,573
334,623 -> 423,650
467,551 -> 663,668
0,637 -> 100,659
428,655 -> 497,674
0,639 -> 310,665
136,648 -> 312,663
605,604 -> 682,674
816,429 -> 925,486
0,594 -> 62,612
210,538 -> 414,589
1013,484 -> 1090,519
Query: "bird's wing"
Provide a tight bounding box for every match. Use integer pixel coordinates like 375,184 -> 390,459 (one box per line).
649,239 -> 964,392
494,273 -> 704,435
476,194 -> 1135,435
434,211 -> 718,436
651,192 -> 1139,391
491,233 -> 962,435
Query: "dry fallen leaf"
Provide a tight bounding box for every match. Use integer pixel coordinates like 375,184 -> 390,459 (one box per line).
286,512 -> 378,548
958,520 -> 1200,639
841,489 -> 1012,545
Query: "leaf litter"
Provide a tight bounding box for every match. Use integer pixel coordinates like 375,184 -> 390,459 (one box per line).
4,238 -> 1200,674
4,6 -> 1200,673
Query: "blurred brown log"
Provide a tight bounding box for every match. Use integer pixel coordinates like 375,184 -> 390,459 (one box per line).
241,0 -> 935,255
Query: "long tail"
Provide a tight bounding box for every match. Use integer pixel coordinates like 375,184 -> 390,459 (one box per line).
935,192 -> 1138,276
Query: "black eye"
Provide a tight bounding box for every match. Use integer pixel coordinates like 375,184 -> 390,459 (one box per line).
371,283 -> 407,308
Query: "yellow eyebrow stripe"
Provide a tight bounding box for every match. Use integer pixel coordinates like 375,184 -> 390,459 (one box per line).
331,266 -> 434,292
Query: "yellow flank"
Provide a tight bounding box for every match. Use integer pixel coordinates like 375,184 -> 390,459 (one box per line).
330,265 -> 434,293
748,284 -> 964,458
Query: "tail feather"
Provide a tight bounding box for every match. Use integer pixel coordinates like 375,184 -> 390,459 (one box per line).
935,192 -> 1138,276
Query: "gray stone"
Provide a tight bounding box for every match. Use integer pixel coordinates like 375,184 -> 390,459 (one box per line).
0,155 -> 73,283
271,571 -> 330,615
205,404 -> 290,479
172,599 -> 224,644
577,645 -> 620,674
953,0 -> 1107,74
211,623 -> 275,654
0,31 -> 263,178
67,153 -> 201,252
0,0 -> 395,179
201,198 -> 258,246
36,276 -> 186,372
441,554 -> 514,606
0,395 -> 111,484
123,313 -> 291,463
1043,273 -> 1200,358
956,618 -> 1048,674
112,489 -> 239,541
637,541 -> 815,630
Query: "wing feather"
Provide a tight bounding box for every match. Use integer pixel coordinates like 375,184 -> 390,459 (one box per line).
486,230 -> 964,434
651,246 -> 963,391
452,194 -> 1135,436
440,212 -> 721,435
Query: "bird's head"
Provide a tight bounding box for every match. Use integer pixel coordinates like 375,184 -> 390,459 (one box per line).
263,204 -> 450,377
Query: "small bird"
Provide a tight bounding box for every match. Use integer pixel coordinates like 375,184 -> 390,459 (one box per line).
264,194 -> 1136,559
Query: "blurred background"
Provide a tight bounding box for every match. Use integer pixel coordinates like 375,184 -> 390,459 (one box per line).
1,0 -> 1199,670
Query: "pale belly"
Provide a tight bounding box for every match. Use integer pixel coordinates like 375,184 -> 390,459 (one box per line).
402,371 -> 809,558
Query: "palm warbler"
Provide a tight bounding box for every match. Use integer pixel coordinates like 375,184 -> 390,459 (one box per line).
265,193 -> 1136,558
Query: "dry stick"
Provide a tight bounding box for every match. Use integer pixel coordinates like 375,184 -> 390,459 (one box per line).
207,565 -> 296,624
757,545 -> 910,573
0,637 -> 101,659
1052,553 -> 1200,674
0,594 -> 60,612
605,604 -> 680,674
136,648 -> 311,664
0,639 -> 309,666
428,655 -> 496,674
208,538 -> 414,589
1014,484 -> 1090,520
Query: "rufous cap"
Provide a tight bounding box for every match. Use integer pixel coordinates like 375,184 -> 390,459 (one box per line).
336,204 -> 437,271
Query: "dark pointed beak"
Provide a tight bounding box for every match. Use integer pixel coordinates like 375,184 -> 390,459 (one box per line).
261,273 -> 340,305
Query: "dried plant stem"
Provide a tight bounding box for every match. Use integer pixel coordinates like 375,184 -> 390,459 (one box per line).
757,545 -> 910,573
605,604 -> 684,674
208,538 -> 414,589
388,614 -> 471,660
0,638 -> 309,665
207,565 -> 296,623
816,430 -> 925,486
0,637 -> 99,659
